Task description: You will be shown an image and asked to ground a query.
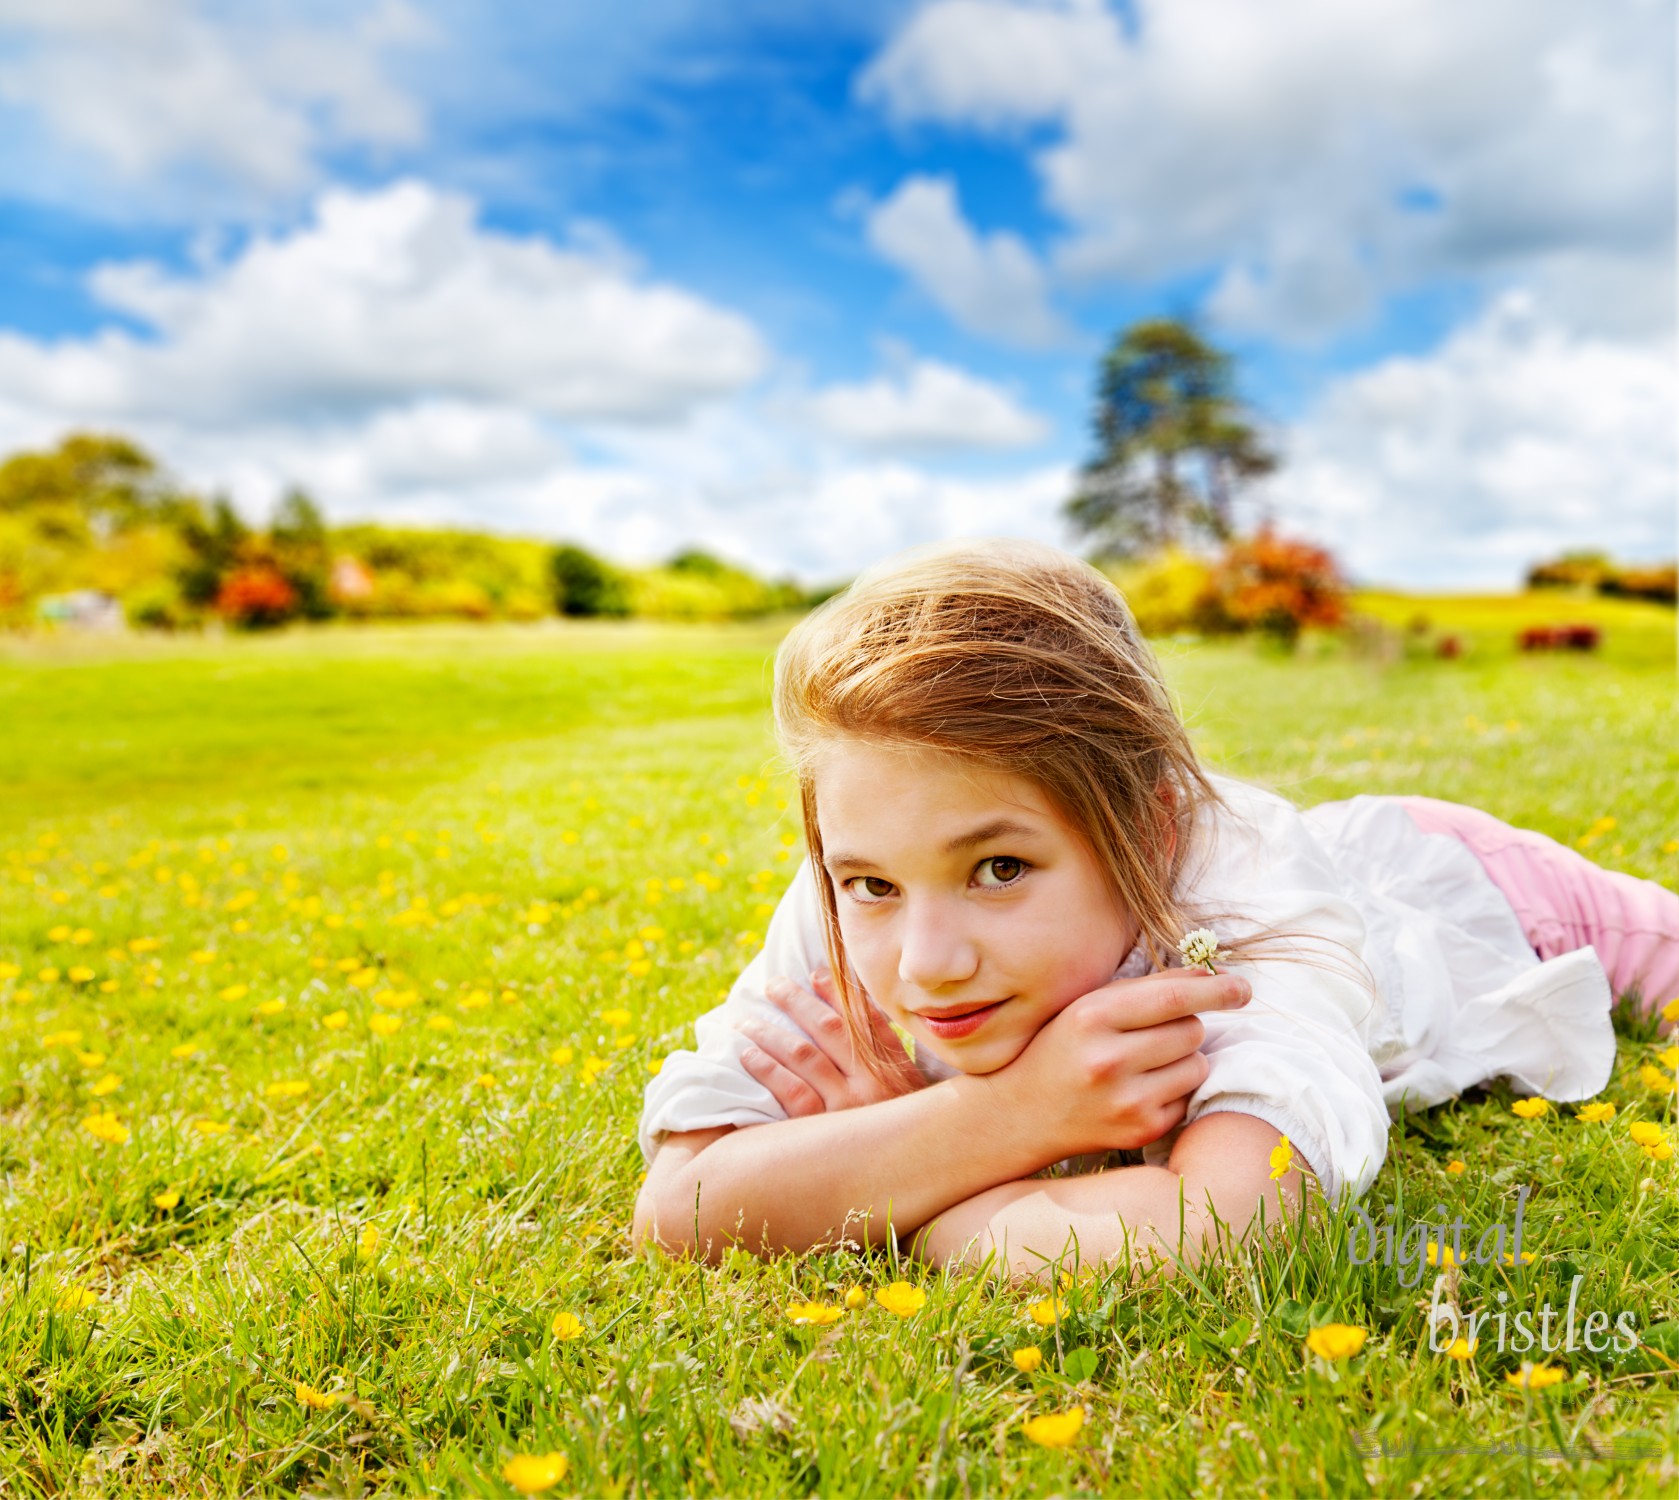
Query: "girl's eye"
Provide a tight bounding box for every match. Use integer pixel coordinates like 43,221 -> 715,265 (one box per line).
976,856 -> 1027,887
845,876 -> 897,903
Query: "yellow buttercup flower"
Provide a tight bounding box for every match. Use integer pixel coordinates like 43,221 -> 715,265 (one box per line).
89,1073 -> 121,1097
550,1311 -> 584,1341
265,1080 -> 310,1099
295,1382 -> 338,1410
424,1015 -> 455,1032
1445,1337 -> 1477,1361
1268,1134 -> 1294,1181
1511,1097 -> 1549,1119
58,1287 -> 99,1310
1638,1064 -> 1675,1092
599,1007 -> 632,1028
1506,1362 -> 1565,1390
502,1453 -> 569,1494
1643,1140 -> 1673,1162
1305,1323 -> 1368,1361
82,1111 -> 128,1144
1426,1242 -> 1457,1268
844,1287 -> 867,1311
785,1301 -> 843,1326
550,1046 -> 574,1065
1013,1346 -> 1044,1373
42,1029 -> 83,1048
368,1013 -> 402,1036
153,1188 -> 181,1210
1576,1102 -> 1616,1123
357,1226 -> 381,1259
1029,1296 -> 1067,1327
1022,1407 -> 1085,1448
1660,996 -> 1679,1023
322,1010 -> 349,1030
75,1051 -> 106,1068
170,1043 -> 199,1059
1445,1160 -> 1466,1175
1658,1046 -> 1679,1071
875,1281 -> 926,1317
1628,1121 -> 1665,1147
193,1119 -> 232,1136
475,1073 -> 498,1090
254,998 -> 286,1017
217,984 -> 248,1003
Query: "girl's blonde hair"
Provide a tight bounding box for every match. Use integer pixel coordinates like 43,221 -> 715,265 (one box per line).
773,537 -> 1232,1079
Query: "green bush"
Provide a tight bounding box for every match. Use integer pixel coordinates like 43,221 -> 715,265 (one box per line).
552,543 -> 631,618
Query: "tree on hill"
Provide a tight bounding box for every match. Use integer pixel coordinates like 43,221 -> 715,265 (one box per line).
1064,318 -> 1276,557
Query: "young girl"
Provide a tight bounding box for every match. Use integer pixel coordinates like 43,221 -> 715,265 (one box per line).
632,539 -> 1678,1277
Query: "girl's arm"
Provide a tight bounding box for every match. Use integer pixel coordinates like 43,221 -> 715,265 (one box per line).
632,968 -> 1249,1259
912,1110 -> 1301,1276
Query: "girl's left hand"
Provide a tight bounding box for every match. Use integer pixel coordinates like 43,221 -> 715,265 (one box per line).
737,968 -> 923,1117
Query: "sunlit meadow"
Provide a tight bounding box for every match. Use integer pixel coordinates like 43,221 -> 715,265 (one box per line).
2,596 -> 1676,1497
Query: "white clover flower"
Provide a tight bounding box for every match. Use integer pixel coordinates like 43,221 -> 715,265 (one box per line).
1178,928 -> 1226,974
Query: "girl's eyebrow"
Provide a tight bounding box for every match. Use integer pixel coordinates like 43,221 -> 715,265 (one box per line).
824,818 -> 1047,875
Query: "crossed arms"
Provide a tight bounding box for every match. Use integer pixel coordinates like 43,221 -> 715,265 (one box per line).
632,968 -> 1304,1277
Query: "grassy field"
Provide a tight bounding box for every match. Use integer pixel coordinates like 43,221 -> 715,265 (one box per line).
1,596 -> 1676,1497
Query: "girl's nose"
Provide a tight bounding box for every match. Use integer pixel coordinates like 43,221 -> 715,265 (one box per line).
896,898 -> 980,991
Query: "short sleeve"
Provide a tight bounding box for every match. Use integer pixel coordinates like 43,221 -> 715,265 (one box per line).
1141,781 -> 1393,1202
637,858 -> 831,1160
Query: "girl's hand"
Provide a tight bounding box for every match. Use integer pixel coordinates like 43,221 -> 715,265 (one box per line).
987,969 -> 1250,1161
737,968 -> 924,1117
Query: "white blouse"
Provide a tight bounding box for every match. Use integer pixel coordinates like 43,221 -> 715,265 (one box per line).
638,776 -> 1616,1201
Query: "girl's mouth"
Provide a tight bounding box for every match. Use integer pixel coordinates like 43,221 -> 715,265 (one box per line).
917,999 -> 1009,1040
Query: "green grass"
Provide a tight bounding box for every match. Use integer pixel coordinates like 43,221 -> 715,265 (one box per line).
1,602 -> 1675,1497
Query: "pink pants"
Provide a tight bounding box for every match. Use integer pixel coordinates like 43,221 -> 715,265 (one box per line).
1397,797 -> 1679,1019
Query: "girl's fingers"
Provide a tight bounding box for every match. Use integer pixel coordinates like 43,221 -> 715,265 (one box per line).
766,974 -> 855,1068
740,1043 -> 827,1118
1138,1048 -> 1212,1105
1088,972 -> 1251,1031
1121,1014 -> 1207,1072
739,1016 -> 848,1104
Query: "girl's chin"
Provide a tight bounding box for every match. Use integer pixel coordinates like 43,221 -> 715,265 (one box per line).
917,1033 -> 1028,1077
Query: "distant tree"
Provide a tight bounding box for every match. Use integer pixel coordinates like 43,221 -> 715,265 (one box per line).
0,431 -> 187,546
176,495 -> 250,607
269,488 -> 333,620
1065,318 -> 1276,557
551,542 -> 630,618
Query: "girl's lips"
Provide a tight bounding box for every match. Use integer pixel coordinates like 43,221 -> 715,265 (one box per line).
917,999 -> 1008,1040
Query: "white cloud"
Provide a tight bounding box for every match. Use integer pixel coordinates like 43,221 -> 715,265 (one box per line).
862,0 -> 1676,342
865,175 -> 1069,347
0,179 -> 768,425
0,0 -> 431,214
806,356 -> 1048,450
1263,296 -> 1677,588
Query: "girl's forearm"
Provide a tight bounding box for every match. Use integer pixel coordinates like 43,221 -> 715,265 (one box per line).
913,1166 -> 1196,1276
914,1111 -> 1298,1278
635,1074 -> 1052,1258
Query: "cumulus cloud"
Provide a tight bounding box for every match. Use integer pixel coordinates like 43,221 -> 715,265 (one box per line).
806,356 -> 1048,450
862,0 -> 1676,341
0,179 -> 768,425
1263,295 -> 1677,588
0,0 -> 431,214
865,175 -> 1070,347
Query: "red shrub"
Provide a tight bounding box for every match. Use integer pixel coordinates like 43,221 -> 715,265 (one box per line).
1213,529 -> 1348,645
1518,625 -> 1601,652
216,566 -> 299,629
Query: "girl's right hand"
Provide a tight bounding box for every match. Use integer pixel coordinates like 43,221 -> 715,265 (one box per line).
987,970 -> 1250,1161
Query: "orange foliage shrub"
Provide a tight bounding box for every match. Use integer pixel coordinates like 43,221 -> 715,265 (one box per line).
1212,529 -> 1348,645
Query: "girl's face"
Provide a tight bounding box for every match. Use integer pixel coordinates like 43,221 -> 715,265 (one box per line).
814,737 -> 1137,1076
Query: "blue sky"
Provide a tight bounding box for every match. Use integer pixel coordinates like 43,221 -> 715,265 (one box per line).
0,0 -> 1672,586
